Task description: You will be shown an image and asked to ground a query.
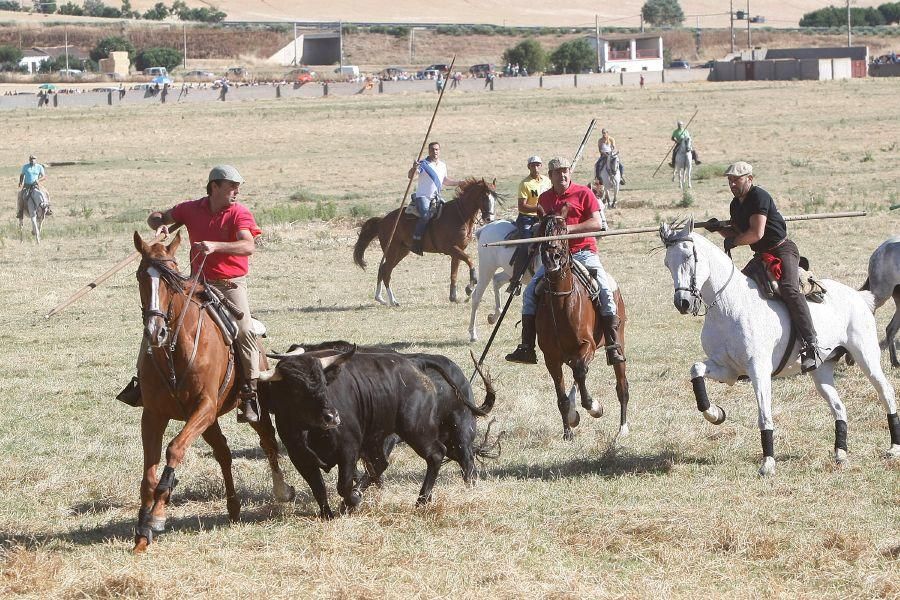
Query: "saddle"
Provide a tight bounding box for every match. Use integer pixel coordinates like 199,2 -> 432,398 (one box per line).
198,284 -> 267,346
534,260 -> 600,300
743,256 -> 827,304
404,194 -> 445,220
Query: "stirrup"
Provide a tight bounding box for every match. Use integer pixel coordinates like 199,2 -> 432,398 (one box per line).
237,386 -> 260,423
505,345 -> 537,365
116,377 -> 143,407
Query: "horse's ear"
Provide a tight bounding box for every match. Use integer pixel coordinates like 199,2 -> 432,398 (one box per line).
685,217 -> 695,233
491,178 -> 496,188
133,231 -> 150,255
167,231 -> 181,256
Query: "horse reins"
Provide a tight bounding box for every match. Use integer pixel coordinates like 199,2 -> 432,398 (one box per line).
673,239 -> 735,317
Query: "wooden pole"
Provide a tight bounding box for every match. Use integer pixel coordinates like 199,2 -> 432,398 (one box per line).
377,55 -> 456,269
45,229 -> 176,319
652,107 -> 699,177
485,211 -> 868,247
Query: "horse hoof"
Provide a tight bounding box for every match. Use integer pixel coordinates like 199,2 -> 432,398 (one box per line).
758,457 -> 776,477
487,313 -> 497,325
275,484 -> 296,503
390,300 -> 400,307
834,448 -> 849,465
132,537 -> 150,554
703,405 -> 727,425
563,429 -> 575,441
469,334 -> 477,343
375,296 -> 388,306
147,516 -> 166,533
616,424 -> 630,439
567,410 -> 580,428
585,400 -> 603,418
465,285 -> 474,297
885,444 -> 900,459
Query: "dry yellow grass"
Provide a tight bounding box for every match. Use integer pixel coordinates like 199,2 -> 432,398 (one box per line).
0,78 -> 897,598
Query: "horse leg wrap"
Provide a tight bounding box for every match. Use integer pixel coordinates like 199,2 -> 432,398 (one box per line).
692,376 -> 710,412
761,429 -> 774,459
888,413 -> 900,446
834,420 -> 848,452
156,465 -> 178,494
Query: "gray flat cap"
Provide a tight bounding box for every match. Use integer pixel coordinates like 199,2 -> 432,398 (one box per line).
723,161 -> 753,177
547,157 -> 571,171
208,164 -> 245,184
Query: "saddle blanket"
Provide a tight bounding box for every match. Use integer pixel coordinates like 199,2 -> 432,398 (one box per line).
404,195 -> 445,219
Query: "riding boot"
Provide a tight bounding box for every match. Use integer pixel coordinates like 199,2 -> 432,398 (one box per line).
237,379 -> 260,423
116,376 -> 143,407
410,237 -> 424,256
505,314 -> 537,364
800,338 -> 823,373
692,149 -> 702,165
601,314 -> 626,365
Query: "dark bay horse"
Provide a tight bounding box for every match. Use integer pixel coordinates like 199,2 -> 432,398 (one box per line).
535,214 -> 630,440
353,178 -> 497,306
131,232 -> 295,553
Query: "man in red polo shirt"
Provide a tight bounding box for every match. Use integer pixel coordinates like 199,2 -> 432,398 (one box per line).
505,156 -> 625,366
118,165 -> 264,423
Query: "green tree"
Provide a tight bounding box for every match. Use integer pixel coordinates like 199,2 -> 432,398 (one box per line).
56,1 -> 83,14
90,36 -> 136,63
178,6 -> 225,22
502,39 -> 548,74
0,1 -> 25,10
135,47 -> 183,71
800,5 -> 885,25
641,0 -> 685,26
549,38 -> 595,74
142,1 -> 167,19
0,44 -> 23,64
37,0 -> 56,13
879,2 -> 900,23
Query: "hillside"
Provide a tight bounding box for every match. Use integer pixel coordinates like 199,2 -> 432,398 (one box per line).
0,0 -> 894,29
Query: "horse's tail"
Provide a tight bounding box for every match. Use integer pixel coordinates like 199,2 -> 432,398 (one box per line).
353,217 -> 382,269
856,289 -> 876,314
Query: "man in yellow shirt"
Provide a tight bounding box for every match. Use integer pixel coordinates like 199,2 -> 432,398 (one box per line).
510,155 -> 551,290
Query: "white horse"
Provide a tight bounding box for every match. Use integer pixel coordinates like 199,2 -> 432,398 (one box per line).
594,152 -> 621,208
660,220 -> 900,476
863,235 -> 900,367
672,137 -> 693,190
18,185 -> 49,244
468,219 -> 534,342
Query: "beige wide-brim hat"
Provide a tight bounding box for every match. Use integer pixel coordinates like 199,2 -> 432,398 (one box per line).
208,164 -> 245,184
723,161 -> 753,177
547,157 -> 571,171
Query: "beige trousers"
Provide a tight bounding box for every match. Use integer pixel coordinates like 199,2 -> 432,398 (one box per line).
210,277 -> 259,381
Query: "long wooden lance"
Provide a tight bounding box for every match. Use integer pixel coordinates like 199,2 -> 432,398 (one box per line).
652,107 -> 699,177
469,118 -> 597,383
45,227 -> 178,319
891,203 -> 900,211
378,56 -> 456,273
484,211 -> 868,247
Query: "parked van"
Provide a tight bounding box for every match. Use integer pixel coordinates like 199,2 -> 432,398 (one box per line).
469,63 -> 495,78
225,66 -> 252,81
333,65 -> 360,79
143,67 -> 168,77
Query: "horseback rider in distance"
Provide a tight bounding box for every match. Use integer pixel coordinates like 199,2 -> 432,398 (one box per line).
17,153 -> 51,220
596,128 -> 625,186
407,141 -> 461,256
670,119 -> 701,168
710,161 -> 824,372
505,156 -> 625,366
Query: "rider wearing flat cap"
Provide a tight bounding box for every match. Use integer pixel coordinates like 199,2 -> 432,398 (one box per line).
506,156 -> 625,366
713,161 -> 823,372
118,165 -> 265,422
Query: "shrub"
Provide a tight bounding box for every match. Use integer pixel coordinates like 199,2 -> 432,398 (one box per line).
879,2 -> 900,23
56,1 -> 83,15
642,0 -> 685,26
90,37 -> 136,63
549,38 -> 594,74
677,190 -> 694,208
178,7 -> 226,22
83,0 -> 120,18
800,5 -> 886,26
0,45 -> 23,64
135,47 -> 183,72
502,39 -> 548,73
0,1 -> 25,10
142,2 -> 168,20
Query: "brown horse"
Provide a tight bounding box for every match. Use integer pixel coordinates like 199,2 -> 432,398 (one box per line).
131,232 -> 295,553
353,178 -> 498,306
535,214 -> 630,440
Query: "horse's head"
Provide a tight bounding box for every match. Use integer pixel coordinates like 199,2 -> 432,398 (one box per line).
540,208 -> 570,275
459,178 -> 499,223
133,231 -> 184,348
660,218 -> 707,315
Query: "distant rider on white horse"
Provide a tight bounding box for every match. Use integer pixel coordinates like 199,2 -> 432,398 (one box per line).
710,161 -> 824,373
596,128 -> 625,185
509,155 -> 551,290
669,120 -> 701,168
17,153 -> 51,221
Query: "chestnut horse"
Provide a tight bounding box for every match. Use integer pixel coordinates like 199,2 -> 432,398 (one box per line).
131,232 -> 295,553
535,214 -> 630,440
353,178 -> 497,306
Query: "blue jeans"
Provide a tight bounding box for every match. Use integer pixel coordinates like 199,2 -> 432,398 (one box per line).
412,195 -> 432,240
514,214 -> 538,238
523,249 -> 616,317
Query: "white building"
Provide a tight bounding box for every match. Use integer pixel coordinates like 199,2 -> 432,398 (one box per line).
586,33 -> 664,73
19,48 -> 50,74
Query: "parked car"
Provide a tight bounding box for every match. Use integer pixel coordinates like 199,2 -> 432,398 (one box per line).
58,68 -> 83,78
184,70 -> 216,80
469,63 -> 495,78
286,68 -> 316,83
698,60 -> 716,69
225,66 -> 252,81
333,65 -> 360,79
668,60 -> 691,69
379,66 -> 407,80
424,63 -> 450,74
143,67 -> 168,77
417,69 -> 440,80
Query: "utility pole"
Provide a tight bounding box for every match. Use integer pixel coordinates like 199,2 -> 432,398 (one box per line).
293,22 -> 298,65
595,15 -> 601,73
64,26 -> 69,72
183,25 -> 187,68
747,0 -> 751,49
339,21 -> 344,69
409,28 -> 414,63
640,14 -> 644,32
730,0 -> 735,53
846,0 -> 852,46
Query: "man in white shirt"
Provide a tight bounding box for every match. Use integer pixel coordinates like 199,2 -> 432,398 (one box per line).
406,141 -> 461,255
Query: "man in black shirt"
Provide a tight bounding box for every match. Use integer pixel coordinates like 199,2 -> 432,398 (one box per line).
713,161 -> 823,372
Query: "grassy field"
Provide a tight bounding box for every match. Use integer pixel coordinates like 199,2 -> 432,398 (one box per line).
1,79 -> 898,598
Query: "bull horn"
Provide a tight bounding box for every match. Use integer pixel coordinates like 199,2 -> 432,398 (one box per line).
265,347 -> 305,360
257,367 -> 282,382
317,345 -> 357,370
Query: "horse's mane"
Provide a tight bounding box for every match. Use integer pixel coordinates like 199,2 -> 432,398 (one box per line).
141,255 -> 188,293
659,218 -> 694,247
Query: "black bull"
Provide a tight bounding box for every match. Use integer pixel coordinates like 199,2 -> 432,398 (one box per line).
258,341 -> 498,517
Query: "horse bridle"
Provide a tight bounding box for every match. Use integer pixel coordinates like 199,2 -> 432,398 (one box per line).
541,217 -> 574,296
671,238 -> 735,317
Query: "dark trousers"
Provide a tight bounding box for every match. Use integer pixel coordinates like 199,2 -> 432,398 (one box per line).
755,238 -> 817,343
